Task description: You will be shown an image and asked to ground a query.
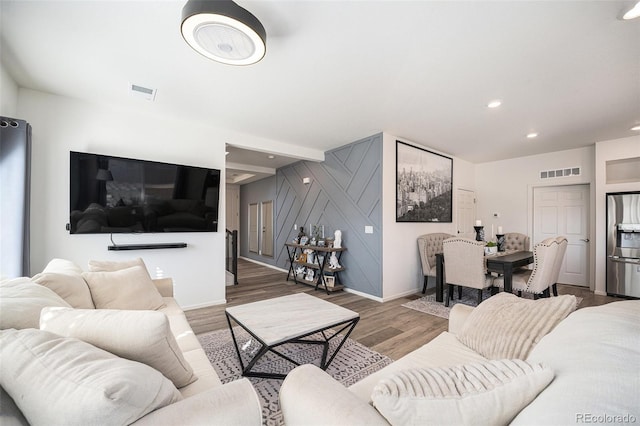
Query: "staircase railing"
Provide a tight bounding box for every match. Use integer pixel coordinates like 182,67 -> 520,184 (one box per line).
225,229 -> 238,285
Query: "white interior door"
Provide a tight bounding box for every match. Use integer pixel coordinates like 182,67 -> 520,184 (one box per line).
225,184 -> 239,231
456,189 -> 476,239
260,200 -> 273,257
248,203 -> 259,254
533,184 -> 590,286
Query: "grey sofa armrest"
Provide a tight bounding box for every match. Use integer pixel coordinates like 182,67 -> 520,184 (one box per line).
280,364 -> 389,426
132,378 -> 261,426
448,303 -> 475,335
152,278 -> 174,297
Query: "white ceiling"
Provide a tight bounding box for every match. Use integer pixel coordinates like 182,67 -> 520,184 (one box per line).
1,0 -> 639,179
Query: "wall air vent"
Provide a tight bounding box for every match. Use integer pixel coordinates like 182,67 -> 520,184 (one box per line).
129,83 -> 157,101
539,167 -> 581,180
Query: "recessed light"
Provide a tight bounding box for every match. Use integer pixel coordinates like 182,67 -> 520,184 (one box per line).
487,100 -> 502,108
631,125 -> 640,131
267,155 -> 275,159
526,132 -> 538,139
225,151 -> 230,155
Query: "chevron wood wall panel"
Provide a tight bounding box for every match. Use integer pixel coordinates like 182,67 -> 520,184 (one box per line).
275,134 -> 383,297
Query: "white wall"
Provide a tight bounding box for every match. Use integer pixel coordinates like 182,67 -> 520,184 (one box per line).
381,133 -> 475,300
594,135 -> 640,295
475,147 -> 595,286
0,61 -> 18,117
16,88 -> 295,309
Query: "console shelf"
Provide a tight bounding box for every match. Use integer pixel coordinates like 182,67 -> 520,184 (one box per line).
108,243 -> 187,251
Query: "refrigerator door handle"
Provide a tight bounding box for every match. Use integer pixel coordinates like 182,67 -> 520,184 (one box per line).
608,256 -> 640,264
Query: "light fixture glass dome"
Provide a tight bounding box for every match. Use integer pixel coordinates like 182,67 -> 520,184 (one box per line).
181,0 -> 266,66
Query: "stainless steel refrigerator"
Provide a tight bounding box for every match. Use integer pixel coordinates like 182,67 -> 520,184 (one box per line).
606,191 -> 640,298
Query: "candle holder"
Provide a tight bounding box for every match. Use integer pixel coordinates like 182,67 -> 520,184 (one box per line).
474,226 -> 485,242
496,234 -> 506,252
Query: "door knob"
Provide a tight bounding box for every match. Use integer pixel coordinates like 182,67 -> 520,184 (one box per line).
580,238 -> 590,242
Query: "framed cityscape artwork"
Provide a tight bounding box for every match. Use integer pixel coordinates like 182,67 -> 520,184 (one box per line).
396,141 -> 453,222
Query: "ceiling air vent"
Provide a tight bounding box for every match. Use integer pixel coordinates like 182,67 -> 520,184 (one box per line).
129,83 -> 156,101
539,167 -> 581,180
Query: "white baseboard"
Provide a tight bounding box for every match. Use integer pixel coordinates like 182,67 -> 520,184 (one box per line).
344,287 -> 383,303
240,256 -> 288,273
182,298 -> 227,311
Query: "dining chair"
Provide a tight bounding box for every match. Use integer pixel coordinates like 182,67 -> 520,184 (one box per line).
550,236 -> 568,296
442,237 -> 495,307
494,237 -> 559,298
417,233 -> 454,294
503,232 -> 531,252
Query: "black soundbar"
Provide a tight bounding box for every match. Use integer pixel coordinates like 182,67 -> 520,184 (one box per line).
107,243 -> 187,251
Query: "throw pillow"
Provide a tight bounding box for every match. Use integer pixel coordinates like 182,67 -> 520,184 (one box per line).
457,292 -> 577,360
371,359 -> 554,426
32,272 -> 95,309
0,328 -> 182,426
88,257 -> 151,278
82,265 -> 165,310
42,258 -> 84,276
0,277 -> 71,329
40,307 -> 196,388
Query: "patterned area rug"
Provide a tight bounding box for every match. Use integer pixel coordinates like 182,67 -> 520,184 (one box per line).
402,290 -> 582,319
198,327 -> 392,426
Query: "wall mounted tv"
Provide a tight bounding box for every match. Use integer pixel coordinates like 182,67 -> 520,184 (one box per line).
70,151 -> 220,234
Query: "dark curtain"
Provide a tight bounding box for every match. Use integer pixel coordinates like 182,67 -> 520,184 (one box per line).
0,116 -> 31,278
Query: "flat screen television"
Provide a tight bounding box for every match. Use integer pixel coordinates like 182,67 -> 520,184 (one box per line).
70,151 -> 220,234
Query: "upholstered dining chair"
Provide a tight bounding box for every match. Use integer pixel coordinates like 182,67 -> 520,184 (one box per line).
550,236 -> 568,296
417,233 -> 454,294
494,237 -> 559,298
442,237 -> 495,307
503,232 -> 531,252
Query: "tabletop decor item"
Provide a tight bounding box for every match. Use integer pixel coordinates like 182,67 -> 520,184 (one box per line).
496,234 -> 506,252
474,226 -> 485,241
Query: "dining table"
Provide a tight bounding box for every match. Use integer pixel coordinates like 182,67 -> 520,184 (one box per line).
434,250 -> 534,303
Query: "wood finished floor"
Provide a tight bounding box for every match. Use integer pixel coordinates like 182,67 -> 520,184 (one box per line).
185,258 -> 620,360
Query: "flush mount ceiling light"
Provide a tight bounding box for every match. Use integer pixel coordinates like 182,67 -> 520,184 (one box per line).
487,100 -> 502,108
631,125 -> 640,131
623,1 -> 640,20
526,132 -> 539,139
181,0 -> 266,66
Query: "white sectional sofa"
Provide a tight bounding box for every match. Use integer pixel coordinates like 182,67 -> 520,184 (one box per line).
0,258 -> 262,426
280,294 -> 640,425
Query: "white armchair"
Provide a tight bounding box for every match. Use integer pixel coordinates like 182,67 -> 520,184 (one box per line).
504,233 -> 531,251
550,236 -> 568,296
442,238 -> 494,306
495,237 -> 559,298
417,233 -> 454,294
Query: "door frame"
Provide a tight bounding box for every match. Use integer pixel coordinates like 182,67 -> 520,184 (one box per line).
527,182 -> 594,290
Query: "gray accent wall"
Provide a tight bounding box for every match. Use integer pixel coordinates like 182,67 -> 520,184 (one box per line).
275,134 -> 383,297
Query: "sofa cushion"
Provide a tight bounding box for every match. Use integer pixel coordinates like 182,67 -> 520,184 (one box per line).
33,258 -> 94,309
88,257 -> 151,278
31,272 -> 95,309
0,278 -> 71,330
82,265 -> 165,310
371,359 -> 554,426
42,258 -> 84,276
512,300 -> 640,425
457,292 -> 576,360
0,328 -> 182,426
40,307 -> 196,388
348,331 -> 487,403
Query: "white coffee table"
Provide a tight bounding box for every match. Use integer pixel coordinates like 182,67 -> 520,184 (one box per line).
225,293 -> 360,379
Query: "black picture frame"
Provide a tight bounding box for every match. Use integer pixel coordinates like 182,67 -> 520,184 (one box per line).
396,140 -> 453,222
